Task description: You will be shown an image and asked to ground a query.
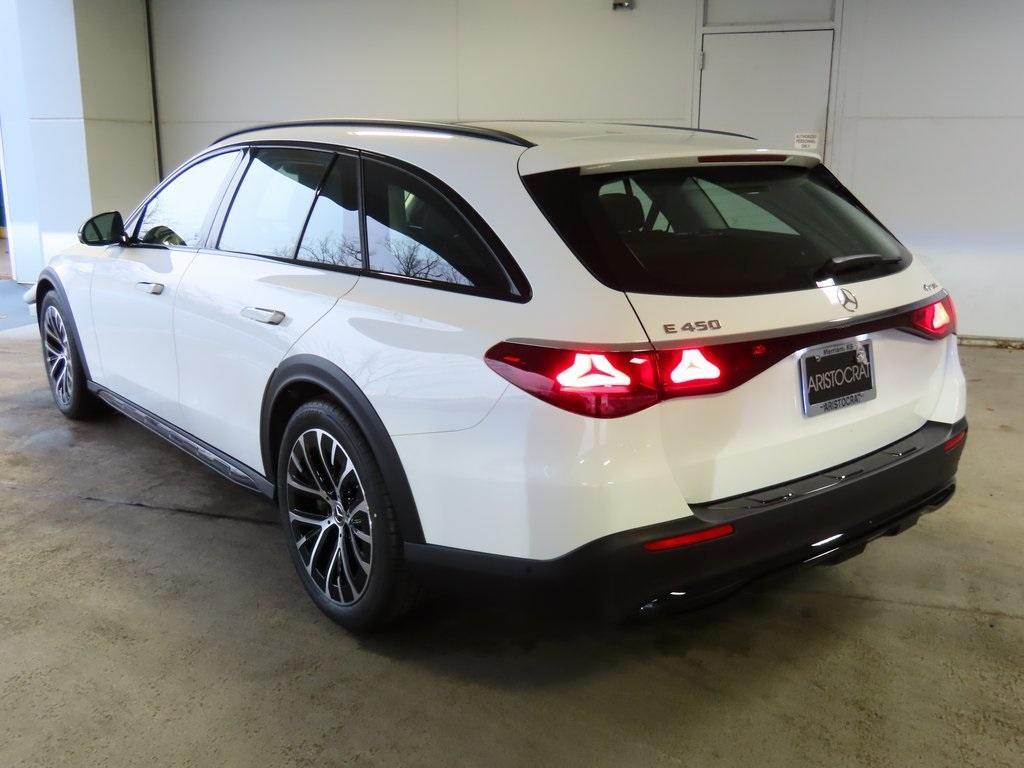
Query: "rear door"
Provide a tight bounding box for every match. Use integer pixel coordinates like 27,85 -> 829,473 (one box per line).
174,147 -> 360,471
90,150 -> 241,421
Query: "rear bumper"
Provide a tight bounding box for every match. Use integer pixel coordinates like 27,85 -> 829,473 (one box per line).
406,418 -> 967,616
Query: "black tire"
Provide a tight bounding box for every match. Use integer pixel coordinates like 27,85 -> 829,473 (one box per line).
38,291 -> 100,420
276,398 -> 416,631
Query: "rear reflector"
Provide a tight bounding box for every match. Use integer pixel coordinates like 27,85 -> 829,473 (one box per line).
643,523 -> 735,551
944,429 -> 967,452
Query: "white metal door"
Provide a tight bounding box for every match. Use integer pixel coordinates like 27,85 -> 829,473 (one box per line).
699,30 -> 834,154
173,251 -> 358,472
90,245 -> 197,423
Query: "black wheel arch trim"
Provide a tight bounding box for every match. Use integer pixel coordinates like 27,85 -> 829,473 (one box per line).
36,267 -> 93,382
261,354 -> 426,544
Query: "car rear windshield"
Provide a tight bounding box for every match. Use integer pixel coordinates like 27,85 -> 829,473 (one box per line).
522,163 -> 911,297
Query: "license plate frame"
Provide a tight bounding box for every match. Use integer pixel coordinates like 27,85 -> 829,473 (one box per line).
799,338 -> 877,417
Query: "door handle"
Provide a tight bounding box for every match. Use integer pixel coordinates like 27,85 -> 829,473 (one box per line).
136,281 -> 164,295
241,307 -> 286,325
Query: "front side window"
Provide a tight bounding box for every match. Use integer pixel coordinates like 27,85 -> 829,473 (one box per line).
297,154 -> 362,268
136,151 -> 239,247
362,158 -> 512,295
219,148 -> 332,259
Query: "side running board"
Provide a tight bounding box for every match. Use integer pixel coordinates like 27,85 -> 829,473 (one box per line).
90,383 -> 275,499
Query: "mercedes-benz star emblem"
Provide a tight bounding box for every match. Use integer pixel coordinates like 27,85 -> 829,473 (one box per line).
838,288 -> 859,312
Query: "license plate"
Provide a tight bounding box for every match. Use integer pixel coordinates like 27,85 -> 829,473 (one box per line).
799,339 -> 876,417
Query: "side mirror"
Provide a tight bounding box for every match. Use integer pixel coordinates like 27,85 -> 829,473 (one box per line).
79,211 -> 125,246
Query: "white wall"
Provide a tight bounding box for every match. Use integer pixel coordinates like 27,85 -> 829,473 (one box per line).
75,0 -> 159,214
0,0 -> 158,281
150,0 -> 699,170
0,0 -> 89,282
8,0 -> 1017,337
829,0 -> 1024,339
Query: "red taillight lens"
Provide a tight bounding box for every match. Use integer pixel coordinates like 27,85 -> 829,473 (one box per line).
643,523 -> 735,551
485,341 -> 766,417
910,296 -> 957,339
667,348 -> 721,384
484,342 -> 659,418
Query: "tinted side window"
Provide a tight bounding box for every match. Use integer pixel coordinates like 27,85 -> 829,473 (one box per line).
137,152 -> 239,247
363,158 -> 511,294
297,155 -> 362,268
219,148 -> 331,259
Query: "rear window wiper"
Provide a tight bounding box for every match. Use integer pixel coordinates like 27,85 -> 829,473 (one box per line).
818,253 -> 903,277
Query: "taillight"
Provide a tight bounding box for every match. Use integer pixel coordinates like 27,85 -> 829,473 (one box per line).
909,295 -> 956,339
484,342 -> 659,418
486,294 -> 958,418
485,341 -> 762,417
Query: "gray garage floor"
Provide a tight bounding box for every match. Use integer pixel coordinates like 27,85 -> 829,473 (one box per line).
0,280 -> 33,331
1,323 -> 1021,768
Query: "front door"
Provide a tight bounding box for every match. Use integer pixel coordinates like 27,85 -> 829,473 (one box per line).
699,29 -> 834,155
89,150 -> 241,422
174,148 -> 361,471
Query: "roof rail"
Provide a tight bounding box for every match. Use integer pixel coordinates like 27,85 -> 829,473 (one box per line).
460,119 -> 758,142
210,119 -> 535,148
604,122 -> 757,141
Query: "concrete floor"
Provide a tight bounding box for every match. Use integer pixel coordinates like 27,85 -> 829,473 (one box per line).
1,323 -> 1021,768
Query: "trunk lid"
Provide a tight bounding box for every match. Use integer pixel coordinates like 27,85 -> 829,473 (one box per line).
522,156 -> 956,503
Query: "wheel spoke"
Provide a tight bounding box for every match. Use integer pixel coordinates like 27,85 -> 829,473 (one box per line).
350,526 -> 372,544
347,497 -> 369,516
324,543 -> 341,601
286,474 -> 329,502
305,523 -> 331,575
348,528 -> 371,574
289,508 -> 328,528
337,530 -> 361,598
317,431 -> 341,496
300,433 -> 331,496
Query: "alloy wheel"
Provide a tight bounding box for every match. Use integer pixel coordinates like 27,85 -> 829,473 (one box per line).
285,428 -> 373,605
43,305 -> 73,409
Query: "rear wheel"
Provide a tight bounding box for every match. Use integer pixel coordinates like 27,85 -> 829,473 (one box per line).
39,292 -> 99,420
276,399 -> 416,630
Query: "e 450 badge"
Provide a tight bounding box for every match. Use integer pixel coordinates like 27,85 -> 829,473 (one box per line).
662,320 -> 723,334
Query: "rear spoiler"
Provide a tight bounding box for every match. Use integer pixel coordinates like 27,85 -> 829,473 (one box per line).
578,150 -> 820,176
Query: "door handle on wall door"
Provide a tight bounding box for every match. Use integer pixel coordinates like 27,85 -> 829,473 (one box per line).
241,307 -> 286,325
135,282 -> 164,295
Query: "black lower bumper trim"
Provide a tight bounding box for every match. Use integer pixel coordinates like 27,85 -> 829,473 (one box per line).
406,419 -> 967,617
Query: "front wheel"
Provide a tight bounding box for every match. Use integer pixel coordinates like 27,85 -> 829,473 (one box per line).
38,292 -> 100,420
276,399 -> 416,630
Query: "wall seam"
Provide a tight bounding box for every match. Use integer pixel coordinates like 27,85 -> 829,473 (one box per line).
144,0 -> 163,178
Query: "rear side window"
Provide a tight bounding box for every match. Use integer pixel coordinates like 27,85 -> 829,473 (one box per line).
219,148 -> 332,259
136,151 -> 239,247
525,164 -> 911,297
297,155 -> 362,268
362,158 -> 514,296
